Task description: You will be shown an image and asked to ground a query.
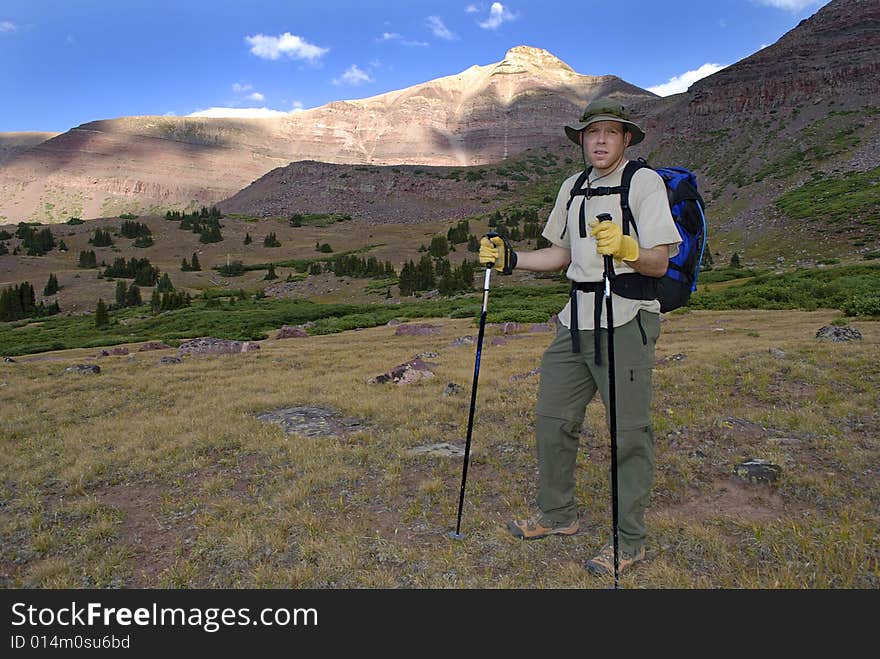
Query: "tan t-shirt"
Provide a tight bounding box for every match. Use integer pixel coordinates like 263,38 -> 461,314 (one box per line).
542,160 -> 682,330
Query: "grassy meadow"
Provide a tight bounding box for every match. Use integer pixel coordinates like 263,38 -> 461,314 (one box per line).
1,308 -> 877,589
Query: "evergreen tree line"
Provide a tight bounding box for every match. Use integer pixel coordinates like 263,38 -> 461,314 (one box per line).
15,223 -> 56,256
78,250 -> 99,268
103,257 -> 160,286
425,235 -> 451,258
44,273 -> 59,296
264,232 -> 281,247
150,290 -> 191,313
114,280 -> 142,308
165,206 -> 223,222
446,219 -> 470,245
120,221 -> 152,239
330,254 -> 396,279
397,255 -> 477,297
156,273 -> 174,292
487,207 -> 543,242
89,228 -> 113,247
166,207 -> 224,243
181,252 -> 202,271
0,281 -> 60,322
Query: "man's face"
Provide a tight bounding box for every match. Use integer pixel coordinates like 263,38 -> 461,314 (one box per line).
581,120 -> 630,173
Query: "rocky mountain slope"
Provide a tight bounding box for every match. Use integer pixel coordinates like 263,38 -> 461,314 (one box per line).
0,132 -> 58,165
0,46 -> 651,224
201,0 -> 880,258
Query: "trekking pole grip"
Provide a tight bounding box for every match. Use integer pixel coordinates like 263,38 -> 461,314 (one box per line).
596,213 -> 615,292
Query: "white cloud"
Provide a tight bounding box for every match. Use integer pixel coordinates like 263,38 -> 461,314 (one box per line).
291,101 -> 305,113
245,32 -> 328,61
0,20 -> 18,33
752,0 -> 821,10
465,4 -> 480,13
478,2 -> 516,29
647,63 -> 727,96
232,83 -> 252,93
164,111 -> 176,117
378,31 -> 429,46
333,64 -> 373,86
246,92 -> 265,102
426,16 -> 456,40
187,107 -> 291,119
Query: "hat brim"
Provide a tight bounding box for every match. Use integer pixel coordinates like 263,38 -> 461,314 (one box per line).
564,114 -> 645,146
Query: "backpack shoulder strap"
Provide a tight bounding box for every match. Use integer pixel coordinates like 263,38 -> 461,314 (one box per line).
620,158 -> 650,236
566,168 -> 591,211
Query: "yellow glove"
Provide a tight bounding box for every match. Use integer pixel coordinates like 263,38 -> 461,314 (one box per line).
479,233 -> 517,274
588,219 -> 639,263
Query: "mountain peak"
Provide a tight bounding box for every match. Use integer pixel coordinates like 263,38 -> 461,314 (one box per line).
495,45 -> 574,73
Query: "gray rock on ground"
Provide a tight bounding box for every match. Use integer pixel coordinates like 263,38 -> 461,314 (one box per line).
816,325 -> 862,342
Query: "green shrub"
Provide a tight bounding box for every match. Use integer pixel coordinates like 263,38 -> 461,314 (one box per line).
840,293 -> 880,317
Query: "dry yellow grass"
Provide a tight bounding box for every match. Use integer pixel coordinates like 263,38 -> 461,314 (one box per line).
1,309 -> 878,588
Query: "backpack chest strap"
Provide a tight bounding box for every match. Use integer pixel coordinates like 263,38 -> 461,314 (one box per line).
569,276 -> 659,359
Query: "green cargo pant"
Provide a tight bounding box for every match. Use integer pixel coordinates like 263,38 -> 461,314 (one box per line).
534,310 -> 660,555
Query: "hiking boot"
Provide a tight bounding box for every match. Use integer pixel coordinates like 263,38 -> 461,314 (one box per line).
584,544 -> 645,576
506,516 -> 579,540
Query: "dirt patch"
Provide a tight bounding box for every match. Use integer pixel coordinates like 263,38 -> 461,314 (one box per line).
655,477 -> 790,524
62,456 -> 263,588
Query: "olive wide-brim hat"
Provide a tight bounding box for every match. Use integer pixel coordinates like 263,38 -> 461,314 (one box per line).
564,98 -> 645,146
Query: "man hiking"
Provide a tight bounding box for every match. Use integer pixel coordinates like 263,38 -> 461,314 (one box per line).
479,97 -> 681,576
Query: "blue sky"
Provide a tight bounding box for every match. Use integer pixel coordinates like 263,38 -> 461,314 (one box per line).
0,0 -> 829,133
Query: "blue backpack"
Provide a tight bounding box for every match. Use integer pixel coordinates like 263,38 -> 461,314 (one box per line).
566,159 -> 708,312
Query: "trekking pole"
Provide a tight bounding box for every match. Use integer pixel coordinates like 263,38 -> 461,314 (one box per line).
597,213 -> 621,589
449,258 -> 494,540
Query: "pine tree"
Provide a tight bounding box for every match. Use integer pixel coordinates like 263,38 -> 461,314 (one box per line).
398,260 -> 416,296
429,235 -> 449,258
701,243 -> 714,271
190,252 -> 201,271
264,264 -> 278,280
729,252 -> 741,269
157,273 -> 174,293
125,284 -> 142,307
78,250 -> 97,268
244,233 -> 252,245
181,257 -> 190,271
150,290 -> 161,314
95,299 -> 109,328
416,254 -> 435,291
43,273 -> 59,296
115,280 -> 128,307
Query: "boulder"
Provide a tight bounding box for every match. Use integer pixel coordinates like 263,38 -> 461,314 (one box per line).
733,458 -> 782,485
394,323 -> 441,336
138,341 -> 172,352
816,325 -> 862,342
64,364 -> 100,375
276,325 -> 309,339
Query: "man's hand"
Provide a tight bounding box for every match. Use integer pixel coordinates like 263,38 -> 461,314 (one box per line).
588,220 -> 639,263
479,233 -> 517,274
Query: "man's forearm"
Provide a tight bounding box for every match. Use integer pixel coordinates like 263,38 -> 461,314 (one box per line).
514,245 -> 571,273
625,244 -> 670,278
